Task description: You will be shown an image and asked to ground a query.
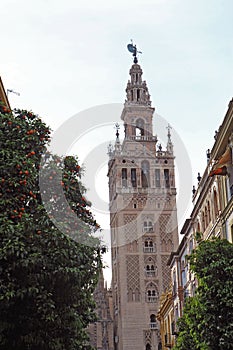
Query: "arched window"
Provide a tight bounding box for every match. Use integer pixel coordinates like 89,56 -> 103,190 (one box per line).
164,169 -> 170,188
145,260 -> 157,277
131,168 -> 137,188
146,284 -> 158,302
122,168 -> 127,187
146,344 -> 151,350
143,219 -> 153,232
155,169 -> 161,187
144,239 -> 154,252
135,118 -> 145,137
141,160 -> 150,188
150,314 -> 157,328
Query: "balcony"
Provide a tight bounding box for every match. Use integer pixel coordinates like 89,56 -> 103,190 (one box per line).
125,135 -> 157,142
143,226 -> 154,233
150,322 -> 158,329
143,246 -> 155,253
145,270 -> 156,278
147,296 -> 158,303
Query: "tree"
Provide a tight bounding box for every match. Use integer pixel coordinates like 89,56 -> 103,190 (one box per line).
174,238 -> 233,350
0,101 -> 102,350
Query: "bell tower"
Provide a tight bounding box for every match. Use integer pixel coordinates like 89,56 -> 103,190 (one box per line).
108,47 -> 179,350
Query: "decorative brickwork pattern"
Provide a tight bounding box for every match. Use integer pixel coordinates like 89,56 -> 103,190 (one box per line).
124,214 -> 137,243
159,214 -> 172,237
161,255 -> 171,291
126,255 -> 140,301
144,330 -> 152,344
159,215 -> 174,252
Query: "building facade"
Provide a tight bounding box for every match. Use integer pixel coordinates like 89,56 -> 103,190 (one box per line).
107,57 -> 179,350
87,270 -> 114,350
0,76 -> 10,108
157,97 -> 233,349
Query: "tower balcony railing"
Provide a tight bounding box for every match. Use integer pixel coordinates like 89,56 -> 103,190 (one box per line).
143,246 -> 155,253
147,296 -> 158,303
143,226 -> 154,233
125,135 -> 157,142
145,270 -> 156,277
150,322 -> 158,329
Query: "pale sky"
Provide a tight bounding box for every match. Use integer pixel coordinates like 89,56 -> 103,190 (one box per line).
1,0 -> 233,284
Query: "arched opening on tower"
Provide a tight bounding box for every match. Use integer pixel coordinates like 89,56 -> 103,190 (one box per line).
135,118 -> 145,137
146,344 -> 151,350
122,168 -> 127,187
131,168 -> 137,187
146,283 -> 159,302
150,314 -> 157,329
141,160 -> 150,188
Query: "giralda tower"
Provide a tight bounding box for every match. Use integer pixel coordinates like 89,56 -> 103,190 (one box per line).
108,46 -> 179,350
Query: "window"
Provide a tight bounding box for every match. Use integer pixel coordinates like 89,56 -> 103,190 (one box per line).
202,211 -> 205,231
173,270 -> 177,295
142,161 -> 150,187
135,118 -> 144,137
150,314 -> 157,328
207,201 -> 211,224
155,169 -> 161,187
146,344 -> 151,350
148,289 -> 158,301
131,168 -> 137,187
143,220 -> 153,232
144,239 -> 155,253
164,169 -> 170,188
181,261 -> 187,287
189,238 -> 193,253
145,263 -> 157,277
122,168 -> 127,187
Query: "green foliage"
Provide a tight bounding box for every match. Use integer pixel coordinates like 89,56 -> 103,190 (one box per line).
0,102 -> 102,350
174,238 -> 233,350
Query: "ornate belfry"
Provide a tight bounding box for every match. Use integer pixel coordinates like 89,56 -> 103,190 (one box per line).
107,47 -> 179,350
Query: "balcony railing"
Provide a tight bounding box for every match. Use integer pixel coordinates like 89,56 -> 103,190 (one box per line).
150,322 -> 158,329
147,296 -> 158,303
143,247 -> 155,253
143,226 -> 154,233
145,270 -> 156,277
